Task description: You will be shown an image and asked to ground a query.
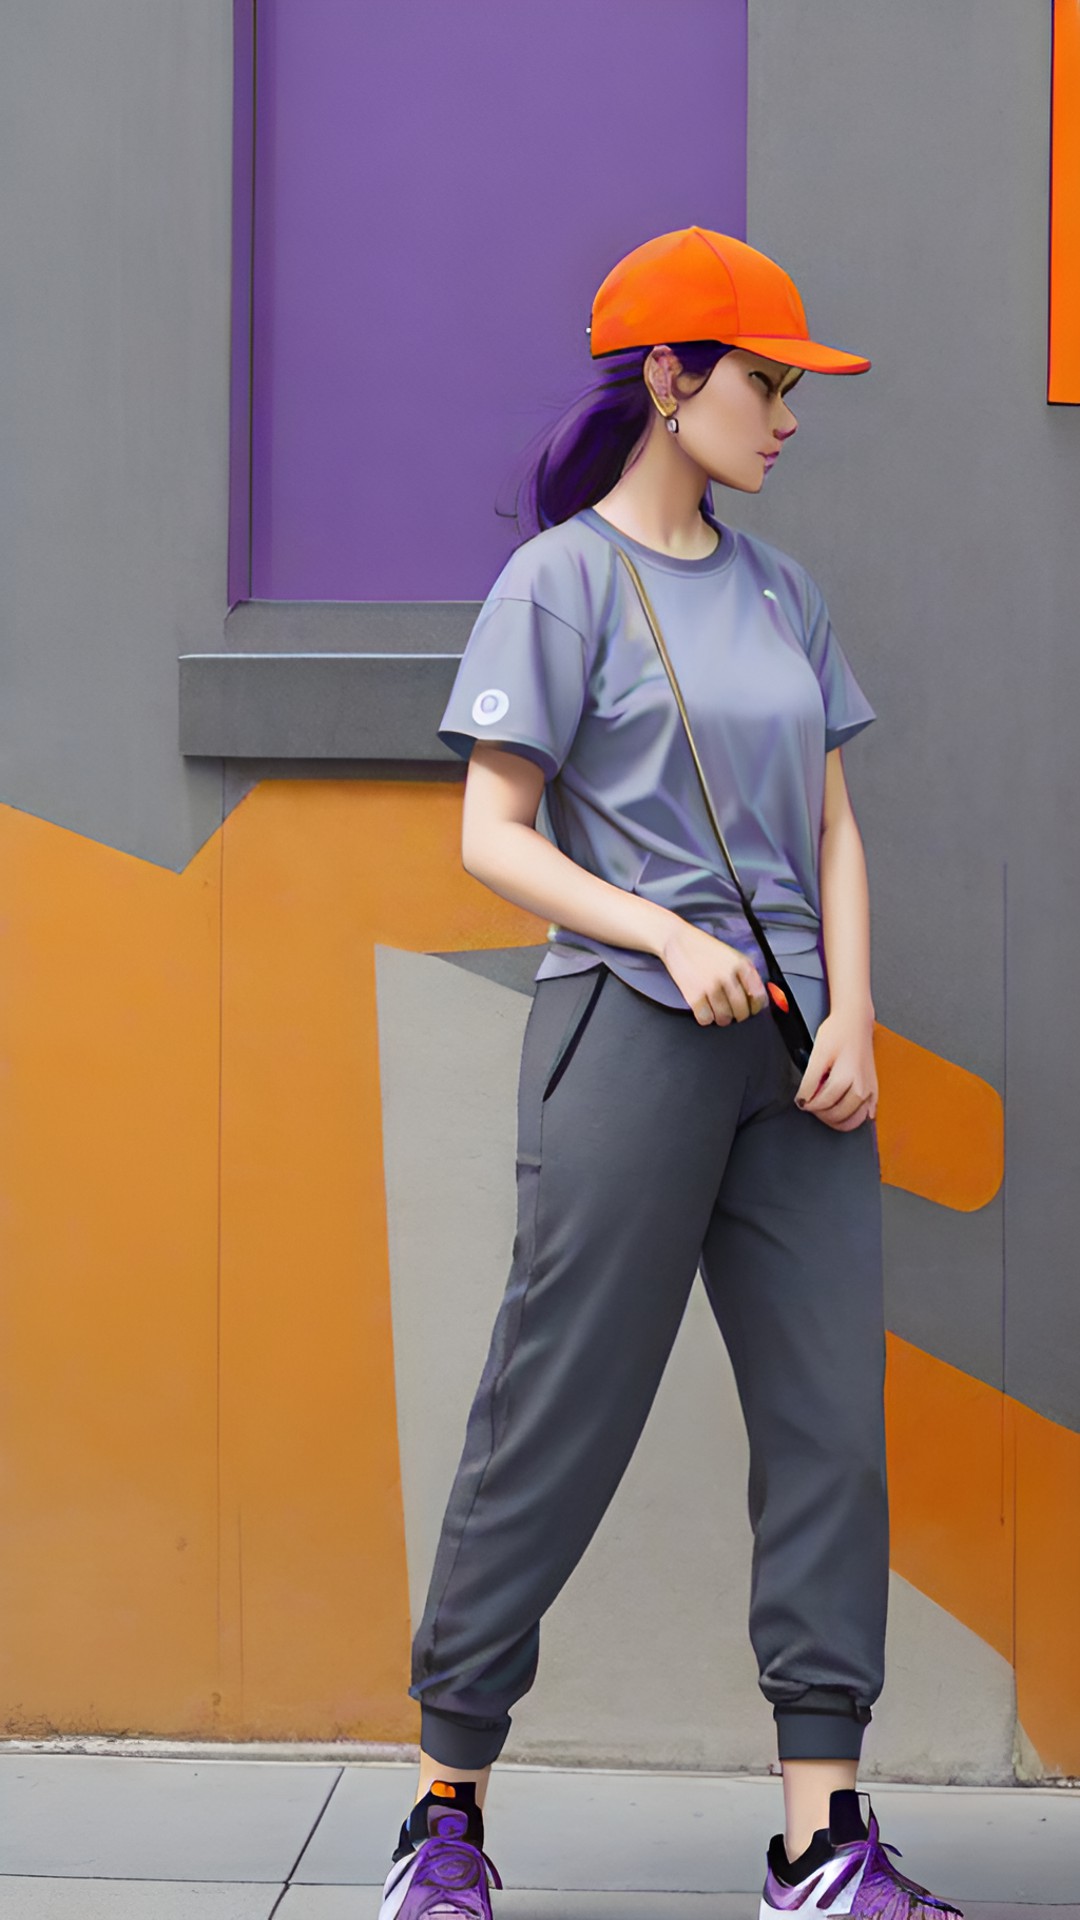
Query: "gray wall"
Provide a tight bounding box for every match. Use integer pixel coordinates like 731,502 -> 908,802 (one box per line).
2,0 -> 231,868
740,0 -> 1078,1432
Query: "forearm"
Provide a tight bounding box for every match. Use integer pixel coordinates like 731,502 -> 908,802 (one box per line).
466,823 -> 677,960
819,813 -> 875,1023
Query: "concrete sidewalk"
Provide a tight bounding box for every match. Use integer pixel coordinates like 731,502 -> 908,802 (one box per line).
1,1744 -> 1078,1918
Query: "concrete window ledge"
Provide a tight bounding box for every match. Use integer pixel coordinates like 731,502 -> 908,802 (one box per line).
179,601 -> 480,760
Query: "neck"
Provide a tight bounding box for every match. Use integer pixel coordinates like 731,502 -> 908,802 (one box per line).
591,417 -> 717,559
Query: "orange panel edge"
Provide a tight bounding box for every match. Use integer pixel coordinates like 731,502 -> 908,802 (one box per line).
1049,0 -> 1080,402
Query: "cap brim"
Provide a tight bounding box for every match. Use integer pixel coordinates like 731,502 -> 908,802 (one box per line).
725,334 -> 870,374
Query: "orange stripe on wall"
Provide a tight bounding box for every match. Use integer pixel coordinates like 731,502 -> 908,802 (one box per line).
885,1334 -> 1015,1666
886,1333 -> 1080,1776
0,804 -> 223,1733
1049,0 -> 1080,402
872,1025 -> 1003,1212
1014,1395 -> 1080,1776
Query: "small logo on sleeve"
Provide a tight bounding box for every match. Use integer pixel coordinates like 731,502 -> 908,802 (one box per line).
472,688 -> 510,725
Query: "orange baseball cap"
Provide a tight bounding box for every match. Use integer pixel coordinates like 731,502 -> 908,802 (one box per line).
587,226 -> 870,375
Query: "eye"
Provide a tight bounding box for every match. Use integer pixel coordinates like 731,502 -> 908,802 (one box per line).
751,370 -> 773,392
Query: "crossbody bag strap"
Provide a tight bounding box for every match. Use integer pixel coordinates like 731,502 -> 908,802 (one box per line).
613,545 -> 778,965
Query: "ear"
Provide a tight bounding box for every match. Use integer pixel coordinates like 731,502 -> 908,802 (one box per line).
644,344 -> 683,407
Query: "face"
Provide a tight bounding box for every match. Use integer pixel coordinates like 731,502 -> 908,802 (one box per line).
647,346 -> 803,492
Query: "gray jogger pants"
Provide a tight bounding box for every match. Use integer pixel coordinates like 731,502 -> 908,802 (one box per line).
409,961 -> 888,1769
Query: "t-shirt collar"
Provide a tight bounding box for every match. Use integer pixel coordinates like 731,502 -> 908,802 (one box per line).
576,503 -> 737,576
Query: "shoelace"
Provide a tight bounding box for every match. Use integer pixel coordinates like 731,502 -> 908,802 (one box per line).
820,1806 -> 962,1918
405,1832 -> 504,1916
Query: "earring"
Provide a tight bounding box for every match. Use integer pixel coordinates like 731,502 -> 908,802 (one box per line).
666,414 -> 679,434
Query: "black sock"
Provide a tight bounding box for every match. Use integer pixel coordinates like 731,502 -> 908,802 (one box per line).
768,1789 -> 869,1887
392,1779 -> 485,1863
828,1788 -> 869,1844
768,1827 -> 834,1886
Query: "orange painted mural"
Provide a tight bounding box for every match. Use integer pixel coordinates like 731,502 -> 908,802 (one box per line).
1,779 -> 1075,1771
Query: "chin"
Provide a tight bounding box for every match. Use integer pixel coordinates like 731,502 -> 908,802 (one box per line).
710,471 -> 761,496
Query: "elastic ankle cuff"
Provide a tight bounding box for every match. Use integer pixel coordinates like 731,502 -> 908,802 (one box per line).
419,1703 -> 508,1771
773,1689 -> 871,1762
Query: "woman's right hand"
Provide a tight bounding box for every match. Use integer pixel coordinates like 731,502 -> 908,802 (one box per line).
660,920 -> 771,1027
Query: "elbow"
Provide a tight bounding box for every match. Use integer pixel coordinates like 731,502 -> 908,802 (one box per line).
463,817 -> 520,878
461,830 -> 496,880
463,815 -> 537,883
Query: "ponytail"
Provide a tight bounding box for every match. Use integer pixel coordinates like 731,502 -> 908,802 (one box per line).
497,341 -> 736,543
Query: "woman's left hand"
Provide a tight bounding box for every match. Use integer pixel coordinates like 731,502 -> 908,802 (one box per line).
795,1010 -> 878,1130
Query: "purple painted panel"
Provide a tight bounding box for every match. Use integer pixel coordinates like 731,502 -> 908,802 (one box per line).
249,0 -> 747,600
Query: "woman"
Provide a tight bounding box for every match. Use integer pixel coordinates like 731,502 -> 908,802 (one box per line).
379,228 -> 961,1920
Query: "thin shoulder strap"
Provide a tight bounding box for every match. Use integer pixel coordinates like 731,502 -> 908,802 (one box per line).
613,545 -> 777,960
614,549 -> 749,906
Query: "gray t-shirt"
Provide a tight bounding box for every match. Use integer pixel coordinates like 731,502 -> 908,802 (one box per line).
436,502 -> 876,1012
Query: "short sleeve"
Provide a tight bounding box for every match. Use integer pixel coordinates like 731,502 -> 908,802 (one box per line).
436,594 -> 589,781
802,579 -> 877,753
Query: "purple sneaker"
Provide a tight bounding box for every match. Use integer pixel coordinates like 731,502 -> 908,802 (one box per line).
760,1789 -> 963,1920
378,1783 -> 503,1920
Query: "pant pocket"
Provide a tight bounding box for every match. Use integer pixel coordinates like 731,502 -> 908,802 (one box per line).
541,965 -> 608,1102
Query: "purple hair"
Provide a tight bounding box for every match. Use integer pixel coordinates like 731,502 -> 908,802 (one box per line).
497,340 -> 737,544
